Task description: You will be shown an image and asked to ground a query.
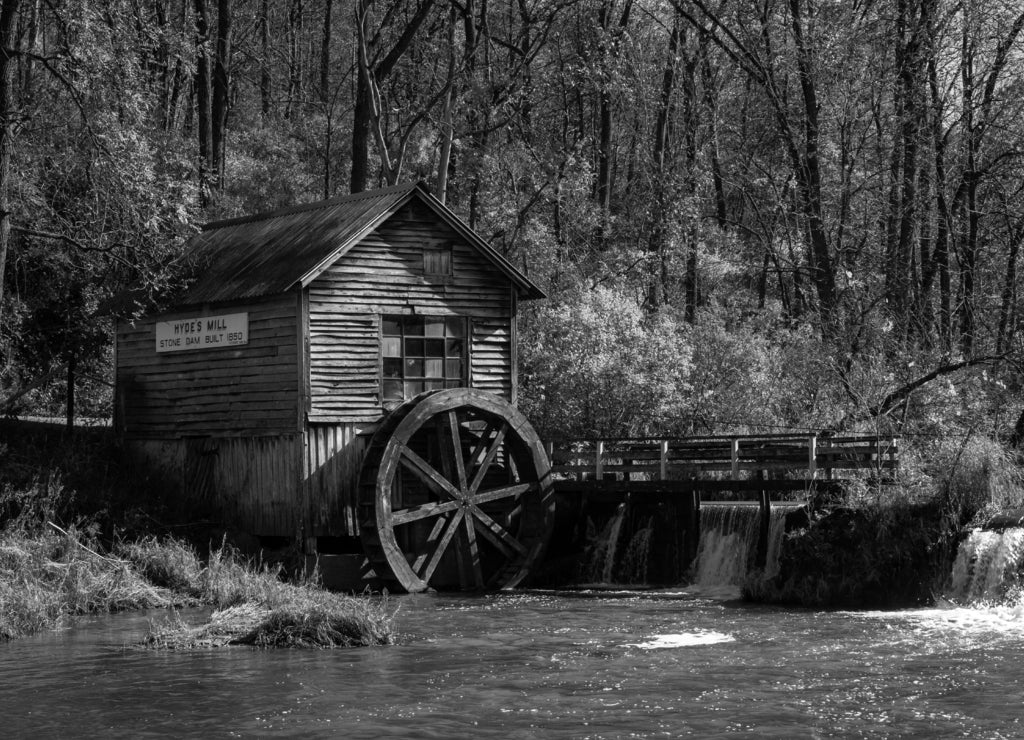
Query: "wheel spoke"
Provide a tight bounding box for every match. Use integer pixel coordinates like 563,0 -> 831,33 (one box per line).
462,512 -> 485,589
401,447 -> 462,501
410,516 -> 449,573
469,504 -> 528,557
468,422 -> 508,495
466,420 -> 499,475
447,410 -> 469,492
419,509 -> 465,583
392,499 -> 462,525
470,483 -> 531,506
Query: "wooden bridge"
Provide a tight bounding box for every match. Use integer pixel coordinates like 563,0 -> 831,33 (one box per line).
546,433 -> 899,496
544,433 -> 899,572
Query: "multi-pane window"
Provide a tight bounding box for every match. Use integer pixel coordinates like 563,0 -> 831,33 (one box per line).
382,316 -> 467,402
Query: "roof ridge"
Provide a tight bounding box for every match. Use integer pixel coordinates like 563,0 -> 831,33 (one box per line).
201,181 -> 423,232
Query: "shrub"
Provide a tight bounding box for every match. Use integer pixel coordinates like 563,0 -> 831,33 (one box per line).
520,286 -> 692,438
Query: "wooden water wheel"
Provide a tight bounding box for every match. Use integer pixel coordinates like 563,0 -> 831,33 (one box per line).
358,389 -> 554,593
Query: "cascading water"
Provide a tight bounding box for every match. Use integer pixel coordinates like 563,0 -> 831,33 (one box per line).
693,503 -> 792,587
586,503 -> 627,583
946,527 -> 1024,603
583,504 -> 655,585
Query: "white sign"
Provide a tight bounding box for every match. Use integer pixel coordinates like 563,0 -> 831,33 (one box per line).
155,313 -> 249,353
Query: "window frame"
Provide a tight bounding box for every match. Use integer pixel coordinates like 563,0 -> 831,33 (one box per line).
422,243 -> 454,280
379,314 -> 470,405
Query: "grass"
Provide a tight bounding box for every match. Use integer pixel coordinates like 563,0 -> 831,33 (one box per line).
138,539 -> 396,650
0,526 -> 396,648
0,524 -> 179,641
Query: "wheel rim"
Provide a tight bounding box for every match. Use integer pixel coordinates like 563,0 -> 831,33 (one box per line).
359,389 -> 553,592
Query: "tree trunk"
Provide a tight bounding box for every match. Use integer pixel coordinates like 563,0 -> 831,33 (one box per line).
788,0 -> 837,327
0,0 -> 20,322
646,19 -> 680,313
65,351 -> 75,434
320,0 -> 333,103
260,0 -> 271,118
212,0 -> 232,188
194,0 -> 213,193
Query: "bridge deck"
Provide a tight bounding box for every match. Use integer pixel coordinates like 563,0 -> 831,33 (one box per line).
546,433 -> 898,498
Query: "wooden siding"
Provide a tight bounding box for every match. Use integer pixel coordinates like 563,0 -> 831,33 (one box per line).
128,436 -> 300,537
304,422 -> 372,538
115,293 -> 301,437
307,200 -> 515,423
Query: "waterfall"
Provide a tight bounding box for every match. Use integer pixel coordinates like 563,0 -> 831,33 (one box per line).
947,527 -> 1024,604
693,503 -> 791,587
583,506 -> 655,585
586,504 -> 627,583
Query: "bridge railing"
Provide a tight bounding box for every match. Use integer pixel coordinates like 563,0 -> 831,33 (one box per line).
545,434 -> 899,483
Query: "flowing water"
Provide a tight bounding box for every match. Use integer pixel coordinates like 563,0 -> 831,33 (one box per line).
4,526 -> 1024,738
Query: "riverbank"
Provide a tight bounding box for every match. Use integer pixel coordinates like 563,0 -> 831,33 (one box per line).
744,435 -> 1024,608
0,525 -> 395,647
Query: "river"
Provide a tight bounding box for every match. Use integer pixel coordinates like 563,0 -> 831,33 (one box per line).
3,585 -> 1023,738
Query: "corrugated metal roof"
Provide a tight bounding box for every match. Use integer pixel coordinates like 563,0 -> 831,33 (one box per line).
177,181 -> 545,306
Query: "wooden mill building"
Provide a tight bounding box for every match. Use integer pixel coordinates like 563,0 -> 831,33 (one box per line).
115,182 -> 545,561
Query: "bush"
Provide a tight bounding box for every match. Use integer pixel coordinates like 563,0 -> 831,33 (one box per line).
520,286 -> 693,438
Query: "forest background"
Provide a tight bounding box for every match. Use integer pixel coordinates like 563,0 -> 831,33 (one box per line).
1,0 -> 1023,466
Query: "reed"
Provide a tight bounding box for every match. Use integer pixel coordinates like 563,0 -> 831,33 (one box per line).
0,525 -> 178,641
0,527 -> 396,648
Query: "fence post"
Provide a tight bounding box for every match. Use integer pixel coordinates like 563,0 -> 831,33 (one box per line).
730,438 -> 740,480
808,434 -> 817,480
660,440 -> 669,481
595,440 -> 604,480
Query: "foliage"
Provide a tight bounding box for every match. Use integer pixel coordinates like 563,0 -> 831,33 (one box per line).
520,285 -> 692,438
746,431 -> 1024,608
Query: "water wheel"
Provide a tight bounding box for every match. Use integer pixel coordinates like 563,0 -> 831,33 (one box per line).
358,388 -> 554,593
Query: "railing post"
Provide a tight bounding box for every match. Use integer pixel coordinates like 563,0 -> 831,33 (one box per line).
660,440 -> 669,480
730,438 -> 740,480
595,440 -> 604,480
808,434 -> 817,480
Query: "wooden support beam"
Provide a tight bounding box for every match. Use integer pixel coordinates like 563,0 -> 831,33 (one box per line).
807,434 -> 817,480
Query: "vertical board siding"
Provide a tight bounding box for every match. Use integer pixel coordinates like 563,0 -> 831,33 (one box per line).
307,200 -> 514,423
128,435 -> 299,537
115,292 -> 300,437
304,423 -> 369,537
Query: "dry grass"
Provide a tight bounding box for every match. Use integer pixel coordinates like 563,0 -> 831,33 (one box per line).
143,589 -> 396,650
141,543 -> 396,649
0,525 -> 178,641
0,528 -> 396,648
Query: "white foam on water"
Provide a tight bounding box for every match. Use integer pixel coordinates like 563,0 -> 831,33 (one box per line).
626,631 -> 736,649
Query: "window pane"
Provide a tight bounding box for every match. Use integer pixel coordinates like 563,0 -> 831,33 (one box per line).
382,337 -> 401,357
405,358 -> 424,377
445,359 -> 462,379
446,339 -> 464,356
445,379 -> 461,389
383,379 -> 402,401
382,317 -> 402,336
405,380 -> 424,396
424,319 -> 445,337
405,338 -> 424,356
424,339 -> 445,357
404,316 -> 425,335
383,358 -> 403,378
425,379 -> 444,391
445,317 -> 465,337
425,359 -> 443,378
